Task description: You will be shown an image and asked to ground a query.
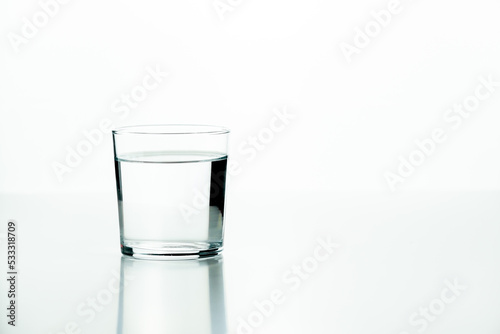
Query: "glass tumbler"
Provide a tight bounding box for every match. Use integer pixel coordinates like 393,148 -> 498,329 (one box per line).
112,125 -> 229,258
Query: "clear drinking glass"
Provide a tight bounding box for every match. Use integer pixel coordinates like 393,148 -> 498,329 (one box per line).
112,125 -> 229,258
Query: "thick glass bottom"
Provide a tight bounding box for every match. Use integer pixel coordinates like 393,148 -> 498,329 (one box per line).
121,240 -> 223,259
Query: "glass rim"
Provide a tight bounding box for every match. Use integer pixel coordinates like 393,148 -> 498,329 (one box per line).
112,124 -> 230,135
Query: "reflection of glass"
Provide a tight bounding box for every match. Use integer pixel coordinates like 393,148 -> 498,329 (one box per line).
117,255 -> 227,334
113,125 -> 229,258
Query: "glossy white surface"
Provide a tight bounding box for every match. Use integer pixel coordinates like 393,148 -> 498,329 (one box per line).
0,190 -> 499,333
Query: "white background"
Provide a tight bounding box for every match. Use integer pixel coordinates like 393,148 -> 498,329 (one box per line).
2,2 -> 500,333
2,0 -> 500,194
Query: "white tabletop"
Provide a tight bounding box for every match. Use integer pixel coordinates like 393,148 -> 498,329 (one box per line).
0,190 -> 499,333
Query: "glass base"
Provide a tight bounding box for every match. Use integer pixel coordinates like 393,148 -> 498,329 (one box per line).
121,241 -> 223,259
